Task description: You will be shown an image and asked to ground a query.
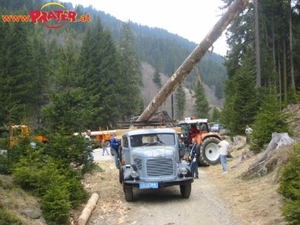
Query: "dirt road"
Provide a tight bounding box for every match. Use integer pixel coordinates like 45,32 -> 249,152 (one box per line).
81,148 -> 241,225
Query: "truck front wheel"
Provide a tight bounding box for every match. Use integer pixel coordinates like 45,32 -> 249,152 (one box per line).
124,186 -> 134,202
198,137 -> 220,166
180,183 -> 191,198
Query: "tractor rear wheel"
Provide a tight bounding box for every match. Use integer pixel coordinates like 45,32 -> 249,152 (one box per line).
198,137 -> 220,166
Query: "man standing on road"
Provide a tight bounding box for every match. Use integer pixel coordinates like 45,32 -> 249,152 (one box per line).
189,137 -> 199,178
218,136 -> 230,173
110,134 -> 120,168
101,139 -> 110,156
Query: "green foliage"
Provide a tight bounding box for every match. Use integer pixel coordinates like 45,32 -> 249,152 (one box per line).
11,130 -> 91,224
277,144 -> 300,225
42,183 -> 71,225
152,68 -> 162,88
211,107 -> 221,122
0,208 -> 22,225
175,84 -> 186,120
44,131 -> 95,173
250,94 -> 290,152
221,48 -> 259,135
193,80 -> 211,118
77,17 -> 120,129
117,22 -> 144,119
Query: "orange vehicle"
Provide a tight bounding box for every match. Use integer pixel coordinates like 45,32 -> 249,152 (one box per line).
9,125 -> 47,147
177,117 -> 222,166
88,130 -> 117,147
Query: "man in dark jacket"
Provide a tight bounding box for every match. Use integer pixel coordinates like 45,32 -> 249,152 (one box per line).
110,134 -> 120,168
189,137 -> 199,178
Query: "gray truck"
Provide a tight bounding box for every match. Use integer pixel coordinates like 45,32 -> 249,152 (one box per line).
118,128 -> 194,202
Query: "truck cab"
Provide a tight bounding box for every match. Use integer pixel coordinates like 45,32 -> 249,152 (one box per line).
118,128 -> 193,202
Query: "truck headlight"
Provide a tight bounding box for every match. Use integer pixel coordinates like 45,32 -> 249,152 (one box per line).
131,170 -> 138,181
180,167 -> 188,175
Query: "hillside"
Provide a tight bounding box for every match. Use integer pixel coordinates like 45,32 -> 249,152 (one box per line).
140,62 -> 223,119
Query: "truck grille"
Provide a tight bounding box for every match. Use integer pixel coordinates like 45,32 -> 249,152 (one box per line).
147,158 -> 173,176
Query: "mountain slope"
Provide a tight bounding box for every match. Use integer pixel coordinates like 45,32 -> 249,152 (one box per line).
141,62 -> 223,119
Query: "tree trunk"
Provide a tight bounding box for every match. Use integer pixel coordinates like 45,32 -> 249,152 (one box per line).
288,0 -> 295,90
78,193 -> 99,225
283,40 -> 287,102
254,0 -> 261,87
137,0 -> 249,122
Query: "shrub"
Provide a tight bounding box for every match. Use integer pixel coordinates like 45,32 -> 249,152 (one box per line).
0,208 -> 22,225
42,183 -> 71,225
277,144 -> 300,224
250,95 -> 290,152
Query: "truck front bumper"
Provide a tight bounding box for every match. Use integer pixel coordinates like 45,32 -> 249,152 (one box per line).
123,177 -> 194,188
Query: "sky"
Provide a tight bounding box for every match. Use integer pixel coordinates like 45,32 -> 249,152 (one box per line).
67,0 -> 228,56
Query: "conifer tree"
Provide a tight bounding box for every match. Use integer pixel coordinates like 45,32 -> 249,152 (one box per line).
117,22 -> 143,120
42,29 -> 93,133
30,28 -> 50,129
251,93 -> 290,152
175,84 -> 186,120
77,17 -> 120,129
193,81 -> 211,119
221,49 -> 259,135
211,107 -> 221,122
152,68 -> 162,88
0,12 -> 36,125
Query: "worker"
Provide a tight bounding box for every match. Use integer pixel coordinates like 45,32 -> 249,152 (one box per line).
110,134 -> 120,168
189,124 -> 199,143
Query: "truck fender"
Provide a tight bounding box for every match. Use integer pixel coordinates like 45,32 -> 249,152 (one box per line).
122,165 -> 139,181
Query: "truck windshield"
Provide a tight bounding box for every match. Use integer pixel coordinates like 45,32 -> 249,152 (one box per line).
130,133 -> 175,147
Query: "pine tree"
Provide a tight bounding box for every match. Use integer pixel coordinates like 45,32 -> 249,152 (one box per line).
42,29 -> 91,133
152,68 -> 162,88
251,93 -> 290,152
0,10 -> 37,125
193,81 -> 211,119
221,49 -> 259,135
77,17 -> 120,129
117,22 -> 143,120
30,28 -> 50,129
211,107 -> 221,122
175,84 -> 186,120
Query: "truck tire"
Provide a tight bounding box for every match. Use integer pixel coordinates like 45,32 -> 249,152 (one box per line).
124,186 -> 134,202
119,167 -> 123,184
198,137 -> 220,166
180,183 -> 191,198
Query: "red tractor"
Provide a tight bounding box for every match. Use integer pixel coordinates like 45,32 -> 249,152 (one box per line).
178,117 -> 222,166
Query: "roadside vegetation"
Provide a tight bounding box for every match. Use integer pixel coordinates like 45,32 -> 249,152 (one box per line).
1,0 -> 300,224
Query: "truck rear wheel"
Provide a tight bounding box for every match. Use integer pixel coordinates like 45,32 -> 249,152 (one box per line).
180,183 -> 191,198
198,137 -> 220,166
124,186 -> 134,202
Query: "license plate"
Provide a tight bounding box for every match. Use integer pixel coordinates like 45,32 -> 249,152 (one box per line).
139,182 -> 159,189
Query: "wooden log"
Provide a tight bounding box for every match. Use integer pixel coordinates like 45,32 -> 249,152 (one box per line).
78,193 -> 99,225
137,0 -> 249,122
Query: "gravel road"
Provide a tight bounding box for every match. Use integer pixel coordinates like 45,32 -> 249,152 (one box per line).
84,149 -> 242,225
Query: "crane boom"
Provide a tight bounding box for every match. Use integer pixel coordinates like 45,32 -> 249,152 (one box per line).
137,0 -> 249,122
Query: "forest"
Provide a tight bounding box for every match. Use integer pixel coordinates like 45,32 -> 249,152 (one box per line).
1,0 -> 300,224
0,0 -> 227,135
